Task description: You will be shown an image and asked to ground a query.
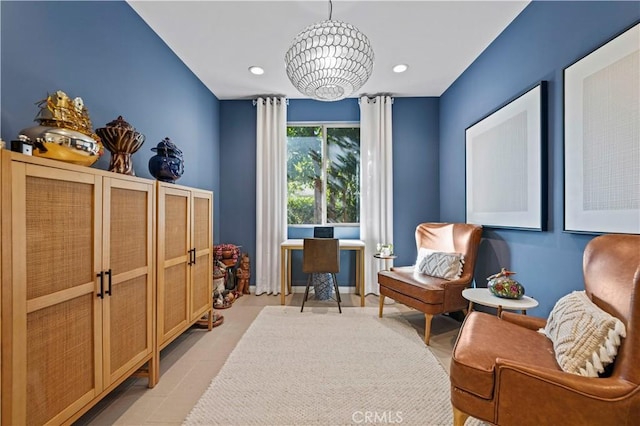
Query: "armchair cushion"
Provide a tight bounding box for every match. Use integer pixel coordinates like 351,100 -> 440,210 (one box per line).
380,266 -> 446,304
541,290 -> 626,377
451,312 -> 559,400
415,248 -> 464,280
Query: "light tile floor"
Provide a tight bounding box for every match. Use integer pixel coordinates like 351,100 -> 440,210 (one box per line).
75,291 -> 463,425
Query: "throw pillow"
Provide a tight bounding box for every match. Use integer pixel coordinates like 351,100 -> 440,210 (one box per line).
415,249 -> 464,280
415,247 -> 434,272
540,290 -> 626,377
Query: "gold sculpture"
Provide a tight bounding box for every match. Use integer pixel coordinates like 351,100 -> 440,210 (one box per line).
19,90 -> 103,166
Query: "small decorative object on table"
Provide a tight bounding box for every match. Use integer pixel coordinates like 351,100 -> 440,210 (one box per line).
148,137 -> 184,183
376,243 -> 394,256
96,116 -> 145,175
18,90 -> 103,166
487,268 -> 525,299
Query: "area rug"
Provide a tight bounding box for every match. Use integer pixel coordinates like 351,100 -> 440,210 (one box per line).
184,306 -> 483,426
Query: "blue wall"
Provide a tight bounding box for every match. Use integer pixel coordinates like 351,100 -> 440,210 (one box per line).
0,0 -> 221,240
440,1 -> 640,316
4,1 -> 635,310
219,97 -> 440,286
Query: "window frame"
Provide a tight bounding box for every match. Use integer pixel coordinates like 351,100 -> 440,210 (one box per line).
286,121 -> 361,227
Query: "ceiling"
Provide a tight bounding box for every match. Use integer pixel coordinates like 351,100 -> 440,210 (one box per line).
127,0 -> 530,100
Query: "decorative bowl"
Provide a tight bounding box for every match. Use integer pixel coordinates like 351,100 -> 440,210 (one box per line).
19,125 -> 102,167
487,268 -> 525,299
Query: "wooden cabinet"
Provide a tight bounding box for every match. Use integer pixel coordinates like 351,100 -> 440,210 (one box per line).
1,152 -> 156,425
156,182 -> 213,374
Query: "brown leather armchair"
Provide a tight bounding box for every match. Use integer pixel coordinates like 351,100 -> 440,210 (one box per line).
450,234 -> 640,426
378,223 -> 483,345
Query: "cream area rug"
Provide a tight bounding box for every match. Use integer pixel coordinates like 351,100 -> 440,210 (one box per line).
184,306 -> 483,426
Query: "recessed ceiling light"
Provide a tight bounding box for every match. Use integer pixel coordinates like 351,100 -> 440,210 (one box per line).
393,64 -> 408,73
249,66 -> 264,75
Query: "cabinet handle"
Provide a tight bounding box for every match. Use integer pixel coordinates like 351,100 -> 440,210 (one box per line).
97,271 -> 104,298
187,249 -> 192,265
105,269 -> 112,296
192,248 -> 197,265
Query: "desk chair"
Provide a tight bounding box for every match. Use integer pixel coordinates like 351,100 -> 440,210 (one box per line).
301,238 -> 341,313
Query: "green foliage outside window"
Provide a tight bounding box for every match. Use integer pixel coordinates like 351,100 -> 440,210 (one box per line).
287,125 -> 360,225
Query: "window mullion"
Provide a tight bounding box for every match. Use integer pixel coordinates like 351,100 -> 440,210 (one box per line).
322,124 -> 328,225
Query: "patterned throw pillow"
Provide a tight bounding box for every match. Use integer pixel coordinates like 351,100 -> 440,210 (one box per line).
540,290 -> 626,377
415,248 -> 464,280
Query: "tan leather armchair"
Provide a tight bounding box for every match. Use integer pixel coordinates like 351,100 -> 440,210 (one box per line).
378,222 -> 483,345
450,234 -> 640,426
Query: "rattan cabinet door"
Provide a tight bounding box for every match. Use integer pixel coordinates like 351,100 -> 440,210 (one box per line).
102,177 -> 155,387
157,185 -> 191,348
189,190 -> 213,322
8,163 -> 102,425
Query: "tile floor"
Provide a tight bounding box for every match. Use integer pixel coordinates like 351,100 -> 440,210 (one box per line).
75,291 -> 463,425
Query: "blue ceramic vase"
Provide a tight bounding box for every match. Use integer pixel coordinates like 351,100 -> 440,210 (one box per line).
148,137 -> 184,183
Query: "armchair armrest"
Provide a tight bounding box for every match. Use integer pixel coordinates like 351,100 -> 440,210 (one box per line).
496,358 -> 636,399
494,358 -> 638,425
499,311 -> 547,330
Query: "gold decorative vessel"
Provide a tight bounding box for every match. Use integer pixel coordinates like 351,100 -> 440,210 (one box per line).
19,90 -> 103,167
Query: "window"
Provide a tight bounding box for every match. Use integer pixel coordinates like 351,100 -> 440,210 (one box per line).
287,124 -> 360,225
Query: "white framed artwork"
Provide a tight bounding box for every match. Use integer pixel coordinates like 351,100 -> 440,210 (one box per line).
564,23 -> 639,234
466,82 -> 546,231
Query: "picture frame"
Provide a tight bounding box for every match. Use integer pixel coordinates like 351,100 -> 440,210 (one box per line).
564,23 -> 639,234
465,82 -> 547,231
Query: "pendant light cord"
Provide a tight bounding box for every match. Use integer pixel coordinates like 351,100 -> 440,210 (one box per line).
328,0 -> 333,20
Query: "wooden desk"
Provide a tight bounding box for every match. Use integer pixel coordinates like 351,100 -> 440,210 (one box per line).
280,239 -> 366,307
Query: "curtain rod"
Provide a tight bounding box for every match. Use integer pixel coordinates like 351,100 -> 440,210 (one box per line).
252,97 -> 289,106
358,95 -> 394,104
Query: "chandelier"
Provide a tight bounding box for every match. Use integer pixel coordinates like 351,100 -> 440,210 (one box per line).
284,0 -> 374,101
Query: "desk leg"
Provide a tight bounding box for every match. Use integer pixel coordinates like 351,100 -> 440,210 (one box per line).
354,248 -> 359,303
280,246 -> 286,305
287,249 -> 292,293
359,248 -> 365,307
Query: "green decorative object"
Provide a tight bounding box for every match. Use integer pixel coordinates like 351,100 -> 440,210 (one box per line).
487,268 -> 525,299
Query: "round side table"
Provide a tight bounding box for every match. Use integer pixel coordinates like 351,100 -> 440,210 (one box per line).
374,253 -> 397,305
462,288 -> 538,316
373,253 -> 397,271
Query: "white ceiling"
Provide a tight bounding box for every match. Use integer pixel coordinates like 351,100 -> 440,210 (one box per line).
128,0 -> 530,100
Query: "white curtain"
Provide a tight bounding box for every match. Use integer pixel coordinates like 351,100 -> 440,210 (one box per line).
360,95 -> 394,296
255,97 -> 287,296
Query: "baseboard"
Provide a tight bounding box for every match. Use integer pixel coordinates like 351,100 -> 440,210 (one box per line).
248,285 -> 358,294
